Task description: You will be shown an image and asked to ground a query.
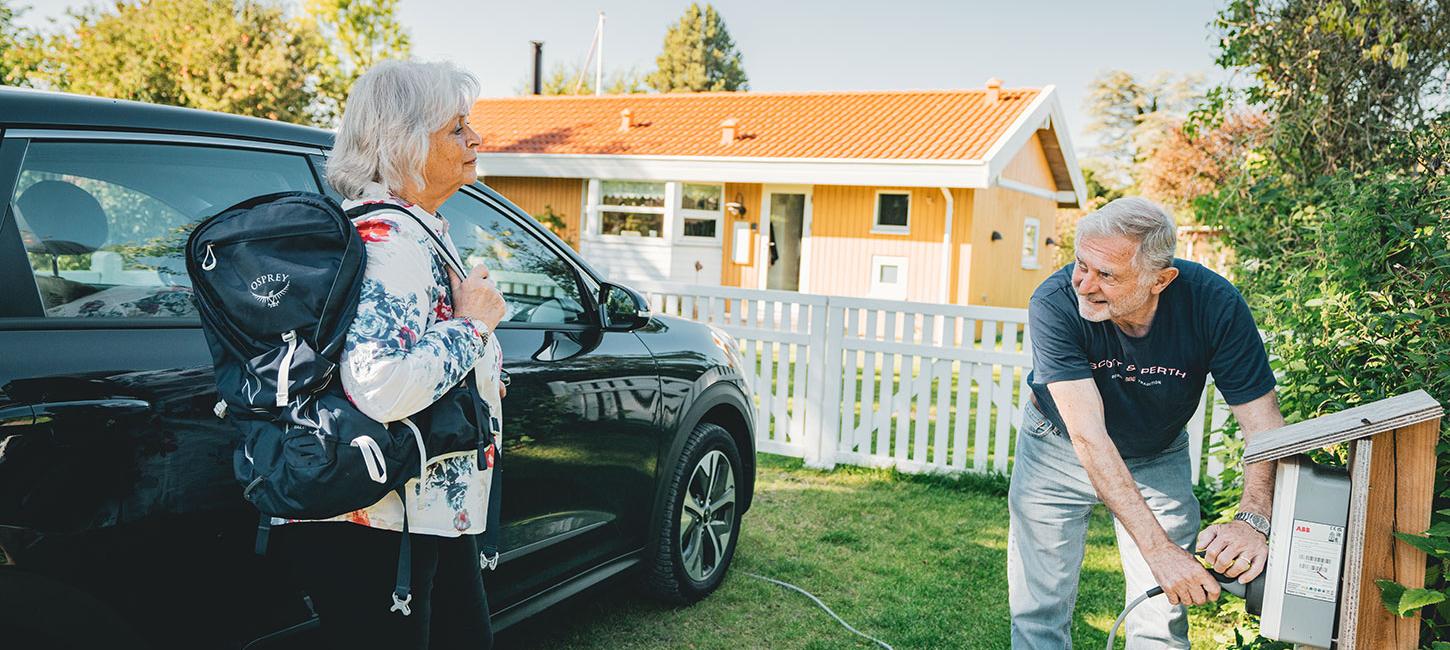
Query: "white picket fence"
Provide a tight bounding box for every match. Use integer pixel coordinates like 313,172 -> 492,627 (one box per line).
633,281 -> 1237,483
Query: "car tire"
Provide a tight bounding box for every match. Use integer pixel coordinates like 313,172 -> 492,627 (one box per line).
643,422 -> 743,605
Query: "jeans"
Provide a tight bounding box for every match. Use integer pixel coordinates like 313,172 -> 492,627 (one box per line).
1007,400 -> 1200,649
277,522 -> 494,650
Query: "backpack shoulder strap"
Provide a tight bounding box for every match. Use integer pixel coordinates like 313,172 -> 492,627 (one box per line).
346,203 -> 467,277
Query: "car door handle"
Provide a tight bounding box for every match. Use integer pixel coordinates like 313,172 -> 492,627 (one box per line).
29,399 -> 152,445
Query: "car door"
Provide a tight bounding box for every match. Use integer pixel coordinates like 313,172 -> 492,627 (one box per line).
436,186 -> 663,608
0,134 -> 325,648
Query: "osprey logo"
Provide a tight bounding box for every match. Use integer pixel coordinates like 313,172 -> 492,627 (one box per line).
241,367 -> 262,404
249,273 -> 291,308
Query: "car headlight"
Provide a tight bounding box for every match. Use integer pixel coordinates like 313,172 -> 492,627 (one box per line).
708,325 -> 744,369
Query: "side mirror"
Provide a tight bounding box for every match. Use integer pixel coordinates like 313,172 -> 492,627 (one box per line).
599,282 -> 651,331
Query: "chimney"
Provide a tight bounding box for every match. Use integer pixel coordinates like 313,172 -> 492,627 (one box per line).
530,41 -> 544,95
984,77 -> 1002,104
619,108 -> 632,132
720,117 -> 738,146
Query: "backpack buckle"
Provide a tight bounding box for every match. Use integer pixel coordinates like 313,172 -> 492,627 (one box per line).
390,591 -> 412,616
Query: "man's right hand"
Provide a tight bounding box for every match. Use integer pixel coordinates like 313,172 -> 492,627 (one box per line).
449,264 -> 507,331
1145,543 -> 1221,606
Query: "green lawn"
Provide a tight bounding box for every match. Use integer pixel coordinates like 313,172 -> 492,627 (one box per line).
496,455 -> 1258,649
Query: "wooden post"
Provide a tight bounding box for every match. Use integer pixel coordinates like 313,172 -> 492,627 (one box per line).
1344,418 -> 1440,648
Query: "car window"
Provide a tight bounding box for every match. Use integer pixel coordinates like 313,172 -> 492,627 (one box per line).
8,141 -> 318,319
441,190 -> 588,326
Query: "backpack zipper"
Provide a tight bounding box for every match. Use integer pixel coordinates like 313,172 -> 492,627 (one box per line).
275,330 -> 298,407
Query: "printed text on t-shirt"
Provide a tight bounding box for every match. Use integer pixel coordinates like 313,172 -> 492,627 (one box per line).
1090,358 -> 1190,385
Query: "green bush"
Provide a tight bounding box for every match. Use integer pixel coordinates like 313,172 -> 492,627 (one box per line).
1196,116 -> 1450,643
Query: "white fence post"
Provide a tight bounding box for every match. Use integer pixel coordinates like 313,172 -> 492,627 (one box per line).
804,302 -> 837,468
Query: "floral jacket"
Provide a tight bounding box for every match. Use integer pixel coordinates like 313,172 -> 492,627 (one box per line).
282,182 -> 504,537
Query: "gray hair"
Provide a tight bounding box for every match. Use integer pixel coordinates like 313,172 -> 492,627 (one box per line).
1075,197 -> 1177,273
327,60 -> 480,200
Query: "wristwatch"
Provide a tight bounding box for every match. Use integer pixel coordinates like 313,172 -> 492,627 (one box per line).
1233,511 -> 1271,538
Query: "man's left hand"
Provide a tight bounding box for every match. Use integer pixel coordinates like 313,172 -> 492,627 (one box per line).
1197,521 -> 1268,583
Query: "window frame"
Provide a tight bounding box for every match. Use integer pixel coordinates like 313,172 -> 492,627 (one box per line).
676,181 -> 724,244
871,190 -> 911,235
1021,217 -> 1041,270
0,132 -> 322,327
592,179 -> 669,242
869,255 -> 909,300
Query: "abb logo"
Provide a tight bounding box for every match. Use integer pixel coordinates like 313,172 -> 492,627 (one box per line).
1296,525 -> 1314,533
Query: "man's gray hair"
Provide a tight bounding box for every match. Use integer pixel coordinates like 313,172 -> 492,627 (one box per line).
327,60 -> 480,200
1075,197 -> 1177,273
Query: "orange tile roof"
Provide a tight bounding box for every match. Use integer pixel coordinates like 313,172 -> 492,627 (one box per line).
469,88 -> 1040,161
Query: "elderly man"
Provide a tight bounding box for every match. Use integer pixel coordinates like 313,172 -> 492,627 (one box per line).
1009,197 -> 1285,648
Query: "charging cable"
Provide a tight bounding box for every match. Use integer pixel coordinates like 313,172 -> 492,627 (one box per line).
1108,556 -> 1255,649
1106,586 -> 1164,649
742,572 -> 894,650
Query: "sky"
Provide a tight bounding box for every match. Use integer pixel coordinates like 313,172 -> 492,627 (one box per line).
14,0 -> 1228,150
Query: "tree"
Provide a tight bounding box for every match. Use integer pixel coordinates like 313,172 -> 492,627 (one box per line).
0,0 -> 35,86
517,61 -> 647,96
26,0 -> 322,124
647,3 -> 747,93
1192,1 -> 1450,643
1081,70 -> 1203,191
1137,112 -> 1267,211
299,0 -> 412,126
1211,0 -> 1450,177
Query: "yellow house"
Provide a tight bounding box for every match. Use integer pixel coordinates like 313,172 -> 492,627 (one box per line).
469,79 -> 1085,308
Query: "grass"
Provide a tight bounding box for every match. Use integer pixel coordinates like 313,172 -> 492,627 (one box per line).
496,454 -> 1256,650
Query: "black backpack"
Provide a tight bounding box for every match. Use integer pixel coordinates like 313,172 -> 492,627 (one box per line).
186,191 -> 501,615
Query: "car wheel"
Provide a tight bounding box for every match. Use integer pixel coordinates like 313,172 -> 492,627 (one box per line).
644,422 -> 742,604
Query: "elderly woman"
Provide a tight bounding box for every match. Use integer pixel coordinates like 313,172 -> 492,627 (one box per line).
277,60 -> 507,650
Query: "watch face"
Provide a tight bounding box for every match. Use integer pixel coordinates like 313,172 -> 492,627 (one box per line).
1236,512 -> 1270,535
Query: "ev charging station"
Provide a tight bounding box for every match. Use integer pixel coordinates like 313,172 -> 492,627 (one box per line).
1258,455 -> 1352,647
1241,390 -> 1442,649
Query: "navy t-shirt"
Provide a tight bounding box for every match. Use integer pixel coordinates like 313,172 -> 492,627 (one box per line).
1027,260 -> 1275,458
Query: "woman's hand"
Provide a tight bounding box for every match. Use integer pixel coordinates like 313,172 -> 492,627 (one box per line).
449,264 -> 506,331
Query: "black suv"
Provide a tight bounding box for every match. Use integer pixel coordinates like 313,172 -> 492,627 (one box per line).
0,87 -> 756,649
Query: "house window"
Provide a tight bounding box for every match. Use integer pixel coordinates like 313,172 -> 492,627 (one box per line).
873,191 -> 910,234
870,255 -> 908,300
1022,217 -> 1041,270
680,183 -> 722,239
598,180 -> 665,237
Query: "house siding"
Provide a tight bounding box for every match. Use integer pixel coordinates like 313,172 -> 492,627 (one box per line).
485,134 -> 1066,309
950,188 -> 975,305
721,182 -> 762,289
481,176 -> 584,248
966,184 -> 1059,308
806,185 -> 949,302
1001,132 -> 1058,191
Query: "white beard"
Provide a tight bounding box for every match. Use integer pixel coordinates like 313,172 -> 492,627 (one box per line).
1076,281 -> 1153,324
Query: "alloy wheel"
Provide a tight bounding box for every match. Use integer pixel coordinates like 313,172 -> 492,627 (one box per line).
678,449 -> 737,583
